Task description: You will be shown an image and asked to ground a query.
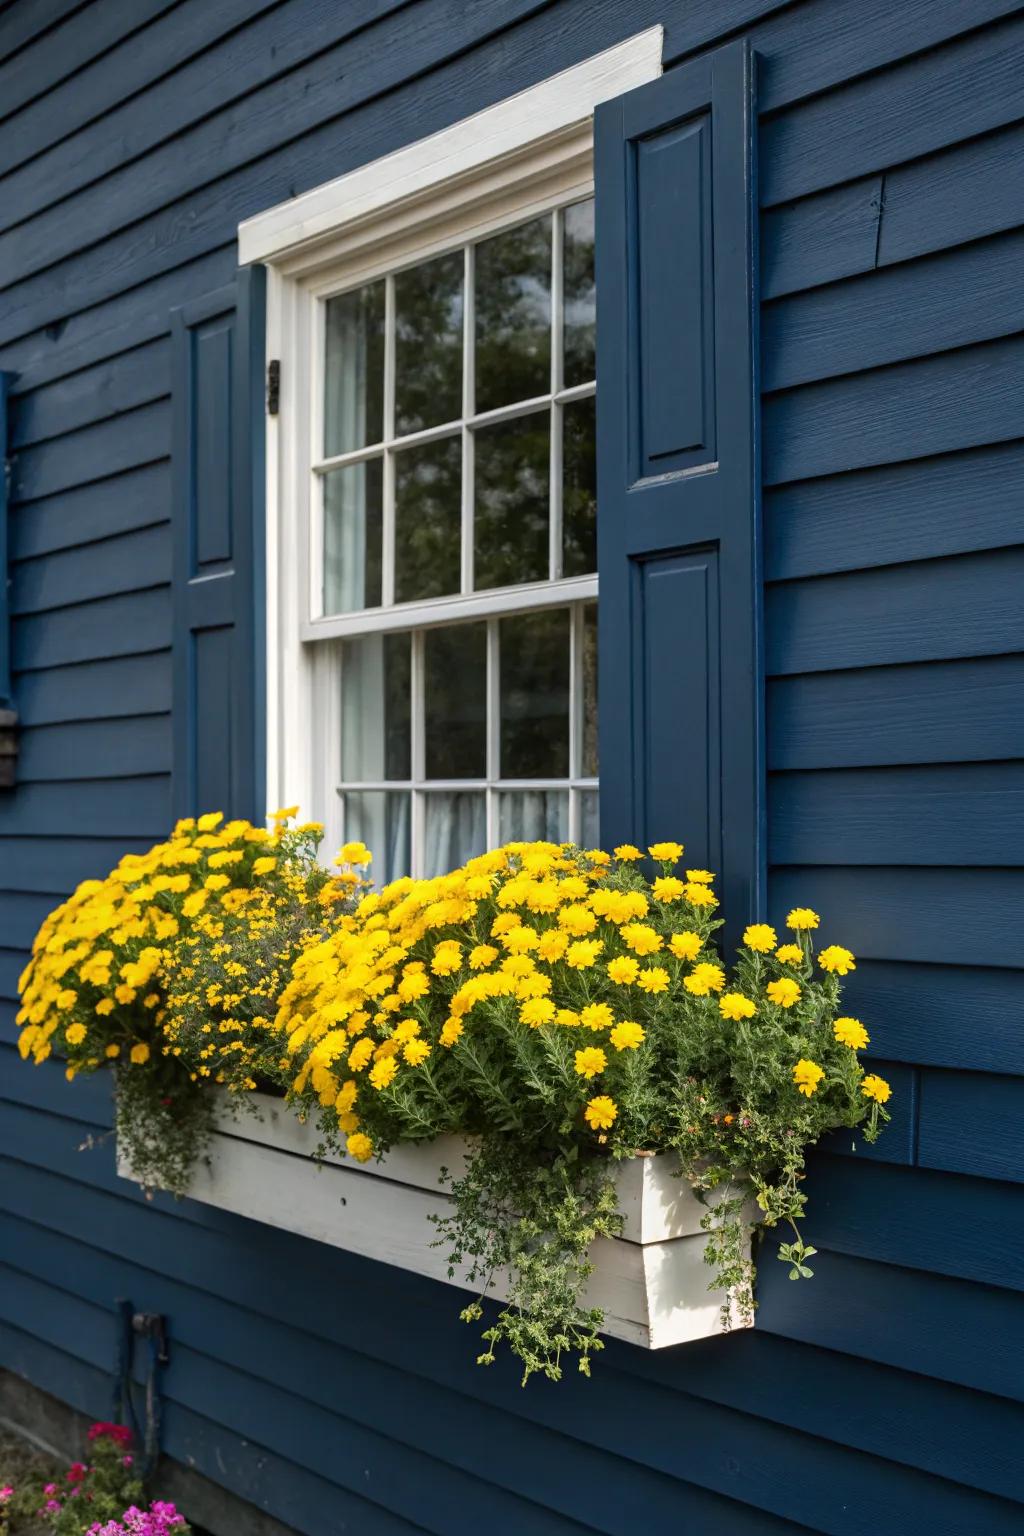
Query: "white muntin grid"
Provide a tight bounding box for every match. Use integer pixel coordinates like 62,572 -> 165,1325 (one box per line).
303,196 -> 599,877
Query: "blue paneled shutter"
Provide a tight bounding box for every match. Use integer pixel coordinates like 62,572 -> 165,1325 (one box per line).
171,267 -> 266,824
1,371 -> 15,789
595,40 -> 762,943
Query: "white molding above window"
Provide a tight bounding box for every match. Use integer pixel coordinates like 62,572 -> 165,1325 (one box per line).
239,27 -> 663,277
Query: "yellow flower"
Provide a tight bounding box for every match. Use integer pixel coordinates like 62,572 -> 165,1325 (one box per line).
208,850 -> 244,868
636,965 -> 669,995
252,857 -> 277,876
503,925 -> 539,953
57,988 -> 77,1009
397,971 -> 430,1002
621,923 -> 662,956
861,1073 -> 891,1104
537,929 -> 568,962
520,997 -> 556,1028
585,1095 -> 618,1130
336,1080 -> 358,1113
348,1037 -> 375,1072
610,1021 -> 644,1051
614,844 -> 642,861
775,944 -> 804,965
346,1132 -> 373,1162
339,840 -> 372,867
648,841 -> 683,863
787,907 -> 820,931
204,874 -> 230,892
580,1002 -> 614,1032
574,1046 -> 607,1079
793,1059 -> 824,1097
683,883 -> 717,907
686,869 -> 715,885
431,941 -> 463,975
565,939 -> 603,970
683,962 -> 725,996
65,1023 -> 87,1046
653,876 -> 685,902
555,1009 -> 580,1028
719,992 -> 756,1021
606,955 -> 639,985
129,1043 -> 150,1065
403,1039 -> 431,1066
469,944 -> 498,970
105,1044 -> 121,1058
197,811 -> 224,831
369,1057 -> 398,1090
182,890 -> 208,918
669,931 -> 702,961
271,805 -> 299,821
557,904 -> 597,935
743,924 -> 777,954
819,945 -> 856,976
393,1019 -> 421,1042
439,1018 -> 464,1047
95,998 -> 115,1017
834,1016 -> 869,1050
767,978 -> 801,1008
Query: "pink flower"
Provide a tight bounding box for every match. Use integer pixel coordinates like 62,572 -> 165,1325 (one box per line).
0,1484 -> 13,1501
88,1421 -> 133,1446
44,1482 -> 57,1494
68,1461 -> 88,1482
122,1454 -> 134,1467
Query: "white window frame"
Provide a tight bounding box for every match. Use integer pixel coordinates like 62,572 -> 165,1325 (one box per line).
241,27 -> 663,854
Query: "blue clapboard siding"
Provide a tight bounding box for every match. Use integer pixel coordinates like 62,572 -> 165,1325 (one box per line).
1,3 -> 1023,1533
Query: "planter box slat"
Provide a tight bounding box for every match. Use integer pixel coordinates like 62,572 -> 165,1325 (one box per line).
119,1092 -> 751,1349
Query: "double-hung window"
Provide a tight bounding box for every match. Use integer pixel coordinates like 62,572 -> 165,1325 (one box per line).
246,32 -> 664,881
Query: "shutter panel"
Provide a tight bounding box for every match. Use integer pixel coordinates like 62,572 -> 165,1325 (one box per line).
595,40 -> 763,940
171,266 -> 266,823
0,372 -> 16,788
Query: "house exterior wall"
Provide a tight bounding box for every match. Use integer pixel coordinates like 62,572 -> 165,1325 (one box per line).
1,2 -> 1023,1530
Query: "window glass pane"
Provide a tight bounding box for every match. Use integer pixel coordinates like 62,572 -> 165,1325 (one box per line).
499,609 -> 569,778
394,435 -> 462,603
582,600 -> 598,778
395,252 -> 464,436
475,216 -> 551,413
474,413 -> 549,591
579,789 -> 600,850
423,792 -> 486,877
323,459 -> 383,614
563,199 -> 595,388
343,791 -> 410,885
424,622 -> 487,778
324,283 -> 385,457
341,632 -> 411,781
499,790 -> 569,845
562,396 -> 596,577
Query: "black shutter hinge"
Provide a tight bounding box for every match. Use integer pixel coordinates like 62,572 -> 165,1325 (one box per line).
267,358 -> 280,416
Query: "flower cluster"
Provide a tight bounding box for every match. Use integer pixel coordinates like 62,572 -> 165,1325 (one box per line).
0,1425 -> 188,1536
16,812 -> 362,1190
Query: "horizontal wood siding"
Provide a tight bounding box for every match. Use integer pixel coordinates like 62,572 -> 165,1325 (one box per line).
1,2 -> 1022,1532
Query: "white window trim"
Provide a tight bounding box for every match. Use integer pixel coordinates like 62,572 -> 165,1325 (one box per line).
246,28 -> 663,844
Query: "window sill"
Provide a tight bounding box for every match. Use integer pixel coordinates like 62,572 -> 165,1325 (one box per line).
117,1090 -> 751,1350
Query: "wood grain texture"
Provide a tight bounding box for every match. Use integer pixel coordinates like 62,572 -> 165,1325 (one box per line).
12,588 -> 171,673
9,340 -> 170,449
917,1071 -> 1024,1183
11,524 -> 171,615
15,715 -> 171,782
13,651 -> 172,725
840,961 -> 1024,1074
9,464 -> 169,561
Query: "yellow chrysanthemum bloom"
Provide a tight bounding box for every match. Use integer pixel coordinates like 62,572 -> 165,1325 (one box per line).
565,939 -> 603,970
66,1023 -> 87,1046
610,1021 -> 644,1051
520,997 -> 556,1028
683,883 -> 717,908
793,1059 -> 824,1097
861,1073 -> 891,1104
684,962 -> 726,996
105,1043 -> 120,1058
834,1016 -> 869,1050
537,929 -> 568,962
669,931 -> 702,961
369,1056 -> 399,1090
787,907 -> 820,931
580,1002 -> 614,1032
574,1046 -> 607,1079
636,966 -> 669,995
403,1039 -> 431,1066
555,1008 -> 580,1028
584,1095 -> 618,1130
129,1043 -> 150,1065
346,1132 -> 374,1162
652,877 -> 685,902
648,842 -> 683,863
743,924 -> 777,954
439,1018 -> 464,1047
606,955 -> 639,985
613,845 -> 642,861
685,869 -> 715,885
197,811 -> 224,831
767,978 -> 801,1008
339,841 -> 373,867
557,904 -> 597,935
819,945 -> 856,976
348,1037 -> 375,1072
775,944 -> 804,965
620,923 -> 662,956
469,944 -> 498,970
719,992 -> 756,1021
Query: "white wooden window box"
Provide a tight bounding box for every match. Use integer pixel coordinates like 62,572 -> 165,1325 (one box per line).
118,1092 -> 752,1350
